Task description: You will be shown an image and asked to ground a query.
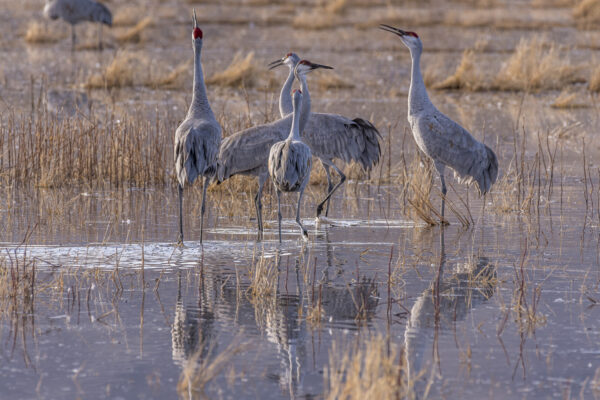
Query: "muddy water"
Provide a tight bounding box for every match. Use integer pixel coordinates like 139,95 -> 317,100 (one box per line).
1,183 -> 599,399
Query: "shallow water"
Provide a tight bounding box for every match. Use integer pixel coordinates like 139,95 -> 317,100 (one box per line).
2,0 -> 600,398
1,183 -> 600,399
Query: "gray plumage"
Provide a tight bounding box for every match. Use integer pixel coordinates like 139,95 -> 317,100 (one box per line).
174,11 -> 221,244
43,0 -> 112,50
216,60 -> 331,236
268,89 -> 312,242
271,53 -> 382,217
380,25 -> 498,219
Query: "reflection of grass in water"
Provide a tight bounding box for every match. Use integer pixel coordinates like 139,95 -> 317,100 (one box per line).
177,338 -> 248,399
325,335 -> 410,399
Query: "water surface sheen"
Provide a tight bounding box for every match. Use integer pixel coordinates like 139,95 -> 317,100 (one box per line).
1,186 -> 599,399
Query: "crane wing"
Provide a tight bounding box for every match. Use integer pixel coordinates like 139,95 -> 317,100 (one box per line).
303,113 -> 382,170
217,117 -> 291,181
417,111 -> 497,194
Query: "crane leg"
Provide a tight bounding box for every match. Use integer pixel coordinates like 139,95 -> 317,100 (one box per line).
435,161 -> 447,222
200,177 -> 208,244
71,25 -> 76,52
276,189 -> 282,243
177,184 -> 184,244
98,24 -> 103,51
296,189 -> 308,240
322,163 -> 333,217
316,161 -> 345,218
255,173 -> 267,235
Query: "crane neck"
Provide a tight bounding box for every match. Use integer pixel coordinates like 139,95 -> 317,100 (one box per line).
408,48 -> 431,117
279,66 -> 295,117
287,96 -> 302,142
187,43 -> 216,121
297,74 -> 311,135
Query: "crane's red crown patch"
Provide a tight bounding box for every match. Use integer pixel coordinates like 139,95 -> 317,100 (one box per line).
193,28 -> 203,39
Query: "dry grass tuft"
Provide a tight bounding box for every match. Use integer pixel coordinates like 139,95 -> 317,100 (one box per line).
207,52 -> 259,88
292,4 -> 343,30
404,156 -> 445,226
316,71 -> 355,90
590,65 -> 600,91
153,60 -> 192,90
177,338 -> 248,399
24,21 -> 64,43
325,0 -> 348,14
493,37 -> 582,91
573,0 -> 600,25
86,52 -> 146,88
115,17 -> 153,44
550,90 -> 589,108
324,335 -> 409,400
433,50 -> 485,91
113,6 -> 146,27
0,111 -> 173,187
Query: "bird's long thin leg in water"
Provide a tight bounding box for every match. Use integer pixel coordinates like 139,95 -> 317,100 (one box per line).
435,161 -> 447,221
177,184 -> 184,244
296,189 -> 308,239
322,163 -> 333,217
255,173 -> 267,234
316,161 -> 346,218
200,177 -> 208,244
277,189 -> 282,243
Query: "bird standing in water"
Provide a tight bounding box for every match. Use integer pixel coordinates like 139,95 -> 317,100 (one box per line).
380,25 -> 498,220
268,88 -> 312,243
174,11 -> 221,244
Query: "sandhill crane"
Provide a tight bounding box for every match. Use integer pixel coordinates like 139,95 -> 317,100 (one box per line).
269,53 -> 382,217
43,0 -> 112,50
380,25 -> 498,219
268,89 -> 312,242
174,11 -> 221,244
216,60 -> 332,236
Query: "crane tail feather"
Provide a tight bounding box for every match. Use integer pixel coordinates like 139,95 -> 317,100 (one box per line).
351,118 -> 382,171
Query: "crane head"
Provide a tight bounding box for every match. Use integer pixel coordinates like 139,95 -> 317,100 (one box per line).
192,9 -> 203,40
379,24 -> 421,51
268,52 -> 300,70
294,60 -> 333,78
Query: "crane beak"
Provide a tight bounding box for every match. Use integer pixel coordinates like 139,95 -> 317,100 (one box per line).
268,58 -> 285,70
193,9 -> 198,28
379,24 -> 407,37
309,63 -> 333,70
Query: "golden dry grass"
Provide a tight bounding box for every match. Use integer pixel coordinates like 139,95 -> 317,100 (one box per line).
292,6 -> 343,30
573,0 -> 600,25
590,65 -> 600,91
206,52 -> 259,88
24,21 -> 64,43
154,60 -> 192,90
433,50 -> 485,91
316,71 -> 356,90
550,89 -> 589,108
115,17 -> 153,44
112,6 -> 146,27
493,37 -> 582,91
0,112 -> 172,187
325,0 -> 349,14
177,339 -> 248,399
85,51 -> 148,89
324,335 -> 409,400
